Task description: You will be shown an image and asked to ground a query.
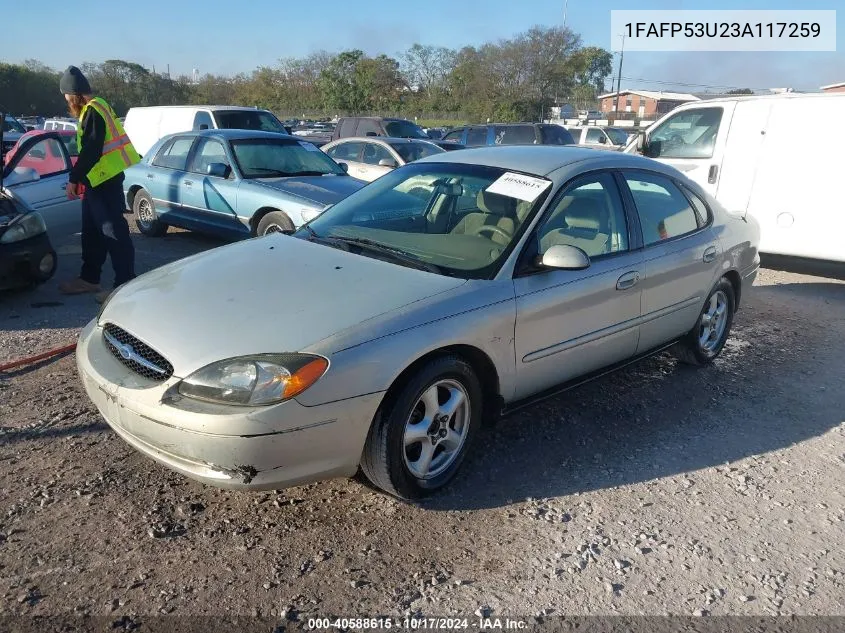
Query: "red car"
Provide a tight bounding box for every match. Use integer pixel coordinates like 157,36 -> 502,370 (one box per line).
3,129 -> 79,170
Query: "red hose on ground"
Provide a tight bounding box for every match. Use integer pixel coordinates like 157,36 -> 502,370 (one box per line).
0,342 -> 78,372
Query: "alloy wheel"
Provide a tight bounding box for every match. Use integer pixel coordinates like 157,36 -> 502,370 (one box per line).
698,290 -> 729,353
402,379 -> 470,480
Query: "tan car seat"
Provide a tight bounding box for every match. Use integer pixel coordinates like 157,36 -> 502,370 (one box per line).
540,197 -> 610,257
450,190 -> 517,246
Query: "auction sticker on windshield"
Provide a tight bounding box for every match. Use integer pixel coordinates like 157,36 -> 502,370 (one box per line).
298,141 -> 320,152
486,172 -> 551,202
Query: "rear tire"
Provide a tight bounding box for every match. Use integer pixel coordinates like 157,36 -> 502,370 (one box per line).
672,277 -> 736,365
361,355 -> 482,500
256,211 -> 294,236
133,189 -> 168,237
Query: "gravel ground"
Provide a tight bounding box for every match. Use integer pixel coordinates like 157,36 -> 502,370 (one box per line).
1,226 -> 844,622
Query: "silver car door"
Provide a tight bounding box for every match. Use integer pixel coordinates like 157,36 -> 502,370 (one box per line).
513,171 -> 644,401
3,132 -> 81,249
619,169 -> 721,353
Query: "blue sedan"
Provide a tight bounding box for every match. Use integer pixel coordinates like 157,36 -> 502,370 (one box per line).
123,130 -> 366,239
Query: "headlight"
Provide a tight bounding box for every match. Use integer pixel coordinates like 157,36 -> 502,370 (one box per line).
300,207 -> 323,223
0,212 -> 47,244
177,354 -> 328,406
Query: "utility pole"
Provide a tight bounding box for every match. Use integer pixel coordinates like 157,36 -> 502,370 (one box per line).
613,33 -> 625,119
563,0 -> 568,30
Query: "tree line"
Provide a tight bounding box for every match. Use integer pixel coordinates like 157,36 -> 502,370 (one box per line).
1,26 -> 613,123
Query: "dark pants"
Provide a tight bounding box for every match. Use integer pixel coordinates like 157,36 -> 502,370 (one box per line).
79,177 -> 135,288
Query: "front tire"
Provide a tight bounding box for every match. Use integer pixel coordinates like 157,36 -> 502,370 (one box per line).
256,210 -> 295,236
672,277 -> 736,365
361,355 -> 482,500
133,190 -> 168,237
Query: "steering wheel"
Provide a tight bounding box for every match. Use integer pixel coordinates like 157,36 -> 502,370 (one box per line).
470,224 -> 512,242
668,133 -> 686,146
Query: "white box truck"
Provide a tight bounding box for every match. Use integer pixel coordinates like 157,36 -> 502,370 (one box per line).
123,105 -> 289,157
626,92 -> 845,262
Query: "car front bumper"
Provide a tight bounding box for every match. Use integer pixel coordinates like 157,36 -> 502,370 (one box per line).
76,319 -> 383,490
0,232 -> 57,290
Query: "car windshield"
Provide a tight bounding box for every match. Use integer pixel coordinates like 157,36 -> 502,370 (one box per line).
389,141 -> 444,163
3,117 -> 26,134
213,110 -> 287,133
605,128 -> 629,145
299,162 -> 552,279
384,120 -> 428,139
231,138 -> 346,178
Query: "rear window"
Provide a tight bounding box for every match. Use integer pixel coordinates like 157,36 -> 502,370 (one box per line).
539,125 -> 575,145
494,125 -> 537,145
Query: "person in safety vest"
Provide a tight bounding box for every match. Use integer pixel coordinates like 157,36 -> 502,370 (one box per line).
57,65 -> 141,304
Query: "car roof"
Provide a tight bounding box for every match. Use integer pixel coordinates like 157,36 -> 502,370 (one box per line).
414,145 -> 666,177
130,105 -> 269,112
173,129 -> 296,141
330,136 -> 436,145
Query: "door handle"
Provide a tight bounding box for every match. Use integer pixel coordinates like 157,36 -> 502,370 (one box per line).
616,271 -> 640,291
703,245 -> 717,263
184,180 -> 193,187
707,164 -> 718,184
146,173 -> 154,179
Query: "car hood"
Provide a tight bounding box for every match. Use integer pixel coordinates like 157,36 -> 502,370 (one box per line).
252,175 -> 365,207
98,235 -> 466,377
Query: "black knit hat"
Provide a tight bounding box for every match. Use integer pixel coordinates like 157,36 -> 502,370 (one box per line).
59,65 -> 92,95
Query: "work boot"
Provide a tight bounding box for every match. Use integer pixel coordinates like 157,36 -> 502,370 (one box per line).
59,278 -> 101,295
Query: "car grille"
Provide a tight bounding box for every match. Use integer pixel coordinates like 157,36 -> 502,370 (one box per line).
102,323 -> 174,382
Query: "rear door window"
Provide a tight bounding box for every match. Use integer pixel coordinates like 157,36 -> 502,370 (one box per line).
361,142 -> 394,165
152,137 -> 195,171
623,171 -> 702,246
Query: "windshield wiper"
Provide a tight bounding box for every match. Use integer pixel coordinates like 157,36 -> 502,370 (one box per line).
286,170 -> 332,177
248,168 -> 290,177
329,236 -> 445,275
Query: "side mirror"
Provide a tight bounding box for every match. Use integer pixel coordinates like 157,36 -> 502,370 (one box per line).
598,136 -> 606,144
540,244 -> 590,270
338,162 -> 349,173
198,124 -> 209,130
206,162 -> 231,178
378,158 -> 397,168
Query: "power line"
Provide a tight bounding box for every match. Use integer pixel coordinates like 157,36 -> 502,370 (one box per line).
619,76 -> 764,91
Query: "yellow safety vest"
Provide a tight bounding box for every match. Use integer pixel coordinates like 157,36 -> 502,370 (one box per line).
76,97 -> 141,187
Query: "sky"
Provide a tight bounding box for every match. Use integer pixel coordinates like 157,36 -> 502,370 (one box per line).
5,0 -> 843,93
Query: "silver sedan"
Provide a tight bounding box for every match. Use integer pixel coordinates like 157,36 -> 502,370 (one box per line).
76,146 -> 760,499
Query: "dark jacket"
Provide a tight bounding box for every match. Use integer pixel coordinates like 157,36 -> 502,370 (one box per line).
69,101 -> 124,189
